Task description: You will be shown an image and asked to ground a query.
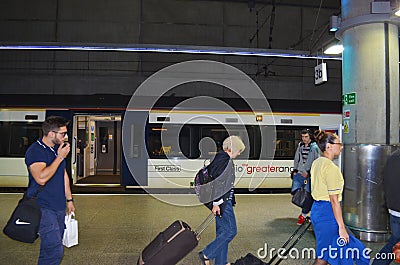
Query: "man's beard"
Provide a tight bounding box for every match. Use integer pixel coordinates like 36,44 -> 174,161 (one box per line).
52,137 -> 62,146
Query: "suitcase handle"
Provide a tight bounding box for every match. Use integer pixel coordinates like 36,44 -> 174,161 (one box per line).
269,217 -> 311,265
195,213 -> 216,238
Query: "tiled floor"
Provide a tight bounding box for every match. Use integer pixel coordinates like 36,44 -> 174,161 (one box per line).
0,193 -> 389,265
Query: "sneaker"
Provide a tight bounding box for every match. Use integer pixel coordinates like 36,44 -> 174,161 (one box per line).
297,215 -> 306,225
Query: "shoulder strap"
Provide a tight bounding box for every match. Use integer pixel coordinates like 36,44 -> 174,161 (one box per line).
31,184 -> 45,198
209,157 -> 230,179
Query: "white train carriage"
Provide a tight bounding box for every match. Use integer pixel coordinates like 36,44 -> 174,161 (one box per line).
0,109 -> 46,187
122,109 -> 342,190
0,108 -> 342,190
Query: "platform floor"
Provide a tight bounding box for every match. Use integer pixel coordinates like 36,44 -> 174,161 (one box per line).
0,193 -> 390,265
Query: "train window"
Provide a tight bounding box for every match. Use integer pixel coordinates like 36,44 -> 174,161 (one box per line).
200,125 -> 253,159
147,124 -> 192,159
274,126 -> 318,160
146,123 -> 319,161
0,122 -> 6,156
0,122 -> 42,157
200,126 -> 226,156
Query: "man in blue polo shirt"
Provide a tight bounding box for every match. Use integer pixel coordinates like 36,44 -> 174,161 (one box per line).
25,116 -> 75,265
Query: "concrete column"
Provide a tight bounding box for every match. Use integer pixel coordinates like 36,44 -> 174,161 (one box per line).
338,0 -> 400,241
339,0 -> 399,144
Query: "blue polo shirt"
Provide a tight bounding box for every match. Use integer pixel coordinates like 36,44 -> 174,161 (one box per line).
25,139 -> 66,211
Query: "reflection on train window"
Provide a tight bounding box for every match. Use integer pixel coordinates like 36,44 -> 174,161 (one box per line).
0,122 -> 42,157
147,124 -> 191,159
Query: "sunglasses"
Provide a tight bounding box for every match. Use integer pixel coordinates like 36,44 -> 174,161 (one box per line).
52,131 -> 68,137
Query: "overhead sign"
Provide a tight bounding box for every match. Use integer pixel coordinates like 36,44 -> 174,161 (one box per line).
315,63 -> 327,85
343,92 -> 357,105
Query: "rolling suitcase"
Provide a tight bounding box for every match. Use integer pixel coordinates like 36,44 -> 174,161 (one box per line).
137,213 -> 215,265
233,217 -> 312,265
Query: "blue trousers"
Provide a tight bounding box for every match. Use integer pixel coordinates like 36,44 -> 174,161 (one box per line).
372,213 -> 400,265
38,208 -> 65,265
203,200 -> 237,265
311,201 -> 370,265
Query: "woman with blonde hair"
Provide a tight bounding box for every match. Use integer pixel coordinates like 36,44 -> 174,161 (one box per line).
310,130 -> 369,265
199,135 -> 245,265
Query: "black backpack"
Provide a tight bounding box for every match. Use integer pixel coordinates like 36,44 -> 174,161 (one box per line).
194,161 -> 216,209
194,163 -> 213,197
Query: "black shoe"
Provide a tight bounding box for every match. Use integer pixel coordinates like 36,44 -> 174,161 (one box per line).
198,252 -> 209,265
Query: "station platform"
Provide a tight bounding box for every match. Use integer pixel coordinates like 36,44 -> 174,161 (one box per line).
0,193 -> 388,265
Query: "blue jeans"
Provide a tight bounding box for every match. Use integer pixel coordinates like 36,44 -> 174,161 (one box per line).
38,208 -> 65,265
291,173 -> 312,214
203,200 -> 237,265
372,214 -> 400,265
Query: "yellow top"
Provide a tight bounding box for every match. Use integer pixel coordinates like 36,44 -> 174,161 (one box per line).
311,157 -> 344,202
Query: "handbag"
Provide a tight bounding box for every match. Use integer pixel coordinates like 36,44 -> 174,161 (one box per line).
3,186 -> 44,243
291,180 -> 313,209
63,212 -> 78,248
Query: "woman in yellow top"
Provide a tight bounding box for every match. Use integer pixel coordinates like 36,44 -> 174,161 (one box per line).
310,130 -> 369,265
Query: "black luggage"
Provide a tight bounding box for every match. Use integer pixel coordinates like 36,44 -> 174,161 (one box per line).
3,194 -> 42,243
233,217 -> 312,265
233,253 -> 268,265
137,214 -> 215,265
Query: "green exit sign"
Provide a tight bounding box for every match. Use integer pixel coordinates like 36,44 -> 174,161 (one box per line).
343,92 -> 356,105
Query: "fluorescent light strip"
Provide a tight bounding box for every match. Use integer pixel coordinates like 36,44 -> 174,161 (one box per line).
0,44 -> 342,60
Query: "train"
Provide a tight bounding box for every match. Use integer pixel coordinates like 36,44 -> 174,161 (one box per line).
0,94 -> 342,191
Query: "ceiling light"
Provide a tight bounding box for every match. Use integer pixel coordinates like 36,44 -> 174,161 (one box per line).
329,16 -> 340,32
324,44 -> 344,55
0,43 -> 342,60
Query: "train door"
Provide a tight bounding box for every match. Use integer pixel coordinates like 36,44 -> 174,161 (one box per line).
320,124 -> 343,169
96,120 -> 121,175
72,114 -> 121,186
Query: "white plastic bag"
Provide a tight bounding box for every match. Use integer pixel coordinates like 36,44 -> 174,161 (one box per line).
62,212 -> 78,248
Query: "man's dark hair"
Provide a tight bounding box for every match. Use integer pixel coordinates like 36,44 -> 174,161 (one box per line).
42,116 -> 69,135
301,128 -> 315,141
301,128 -> 312,136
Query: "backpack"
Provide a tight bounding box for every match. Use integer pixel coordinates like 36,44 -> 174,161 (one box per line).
194,164 -> 213,198
194,161 -> 216,208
